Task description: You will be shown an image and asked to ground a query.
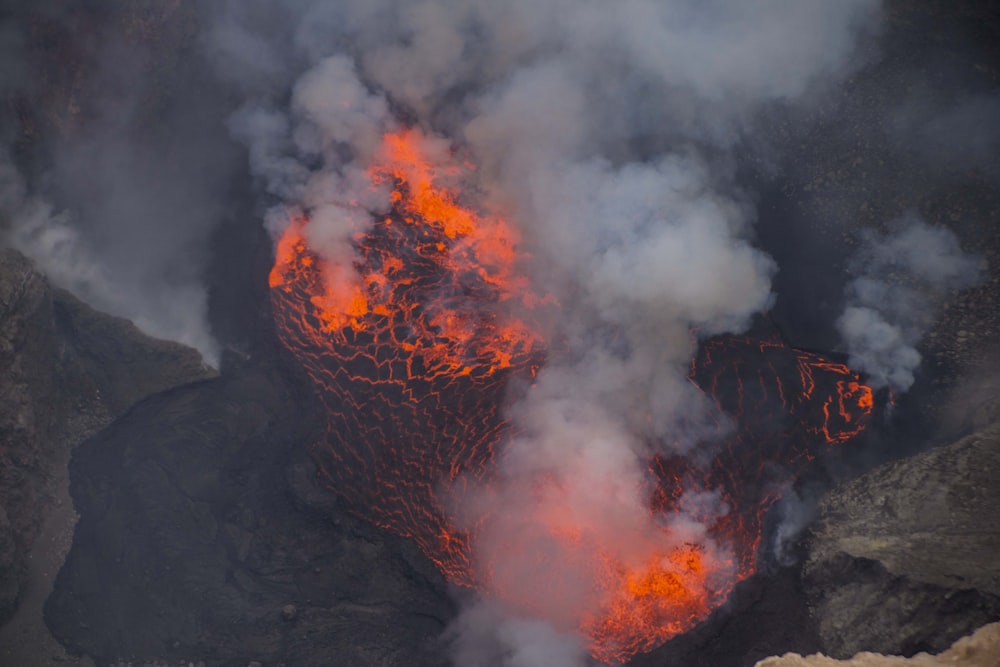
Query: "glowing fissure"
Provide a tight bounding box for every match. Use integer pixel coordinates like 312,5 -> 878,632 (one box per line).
269,129 -> 873,663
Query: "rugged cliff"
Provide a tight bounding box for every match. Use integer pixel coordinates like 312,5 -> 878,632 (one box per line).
804,424 -> 1000,657
2,1 -> 998,666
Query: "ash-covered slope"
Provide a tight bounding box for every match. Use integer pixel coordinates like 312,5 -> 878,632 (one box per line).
43,363 -> 455,667
804,423 -> 1000,657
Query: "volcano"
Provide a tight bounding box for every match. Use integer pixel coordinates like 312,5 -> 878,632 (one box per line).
6,3 -> 999,667
268,129 -> 875,663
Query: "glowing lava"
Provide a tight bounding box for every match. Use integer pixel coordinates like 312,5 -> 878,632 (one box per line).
584,546 -> 730,662
654,335 -> 875,580
268,129 -> 874,663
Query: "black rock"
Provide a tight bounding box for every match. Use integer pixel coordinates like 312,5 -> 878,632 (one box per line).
44,364 -> 454,666
804,423 -> 1000,657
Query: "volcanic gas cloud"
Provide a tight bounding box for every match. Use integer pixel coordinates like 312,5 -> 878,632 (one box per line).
269,130 -> 873,663
218,1 -> 885,663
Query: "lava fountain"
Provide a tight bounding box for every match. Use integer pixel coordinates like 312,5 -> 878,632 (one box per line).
268,129 -> 873,663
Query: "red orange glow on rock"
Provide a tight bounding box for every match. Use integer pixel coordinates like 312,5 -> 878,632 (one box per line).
268,129 -> 874,663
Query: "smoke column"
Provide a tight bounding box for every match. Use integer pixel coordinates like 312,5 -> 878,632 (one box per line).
209,1 -> 883,663
837,213 -> 985,393
0,3 -> 245,366
4,2 -> 998,664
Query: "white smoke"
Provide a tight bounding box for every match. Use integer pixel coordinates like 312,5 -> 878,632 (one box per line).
837,213 -> 985,393
0,151 -> 220,362
208,0 -> 883,664
0,3 -> 249,367
5,4 -> 993,662
446,599 -> 594,667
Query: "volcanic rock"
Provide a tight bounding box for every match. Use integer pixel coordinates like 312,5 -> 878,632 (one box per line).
754,621 -> 1000,667
804,424 -> 1000,658
44,363 -> 454,666
0,247 -> 212,628
628,563 -> 823,667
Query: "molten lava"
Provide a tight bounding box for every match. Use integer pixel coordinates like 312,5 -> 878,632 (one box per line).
269,129 -> 544,584
268,129 -> 874,663
653,336 -> 875,580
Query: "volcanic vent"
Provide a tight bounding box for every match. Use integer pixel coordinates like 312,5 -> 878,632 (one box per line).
268,129 -> 874,663
270,129 -> 546,583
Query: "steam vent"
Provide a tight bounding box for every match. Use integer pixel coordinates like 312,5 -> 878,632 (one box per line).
0,2 -> 998,667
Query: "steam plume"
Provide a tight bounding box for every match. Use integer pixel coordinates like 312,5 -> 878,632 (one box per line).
0,3 -> 239,366
212,0 -> 882,662
4,6 -> 991,662
837,213 -> 985,393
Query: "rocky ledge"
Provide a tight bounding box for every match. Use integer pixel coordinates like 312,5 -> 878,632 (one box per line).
804,423 -> 1000,658
756,621 -> 1000,667
0,247 -> 213,629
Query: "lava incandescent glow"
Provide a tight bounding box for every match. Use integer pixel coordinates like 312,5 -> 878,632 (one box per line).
268,129 -> 874,663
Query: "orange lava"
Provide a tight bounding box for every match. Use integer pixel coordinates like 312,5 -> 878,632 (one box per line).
651,335 -> 876,579
268,129 -> 874,663
268,129 -> 545,586
584,545 -> 730,663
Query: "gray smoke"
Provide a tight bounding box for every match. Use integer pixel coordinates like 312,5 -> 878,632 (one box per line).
206,1 -> 883,664
446,600 -> 592,667
0,148 -> 222,364
837,213 -> 985,393
0,1 -> 888,664
0,4 -> 241,366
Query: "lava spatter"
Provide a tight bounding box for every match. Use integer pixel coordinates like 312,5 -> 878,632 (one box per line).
269,129 -> 874,663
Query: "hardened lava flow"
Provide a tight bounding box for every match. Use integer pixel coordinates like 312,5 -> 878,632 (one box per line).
268,129 -> 874,663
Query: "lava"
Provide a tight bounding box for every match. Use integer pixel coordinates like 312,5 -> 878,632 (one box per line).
584,545 -> 730,662
268,129 -> 874,663
269,129 -> 545,585
653,335 -> 876,580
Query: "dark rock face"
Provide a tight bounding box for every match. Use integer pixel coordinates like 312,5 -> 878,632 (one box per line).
804,423 -> 1000,658
44,364 -> 455,666
628,564 -> 821,667
0,248 -> 211,626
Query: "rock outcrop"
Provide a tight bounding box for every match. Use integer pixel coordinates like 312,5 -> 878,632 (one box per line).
0,248 -> 212,626
755,622 -> 1000,667
804,425 -> 1000,658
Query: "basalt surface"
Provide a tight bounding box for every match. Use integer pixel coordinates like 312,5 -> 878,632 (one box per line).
10,1 -> 1000,666
43,363 -> 455,667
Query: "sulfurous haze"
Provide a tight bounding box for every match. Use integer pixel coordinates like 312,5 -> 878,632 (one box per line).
891,91 -> 1000,182
6,1 -> 991,665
